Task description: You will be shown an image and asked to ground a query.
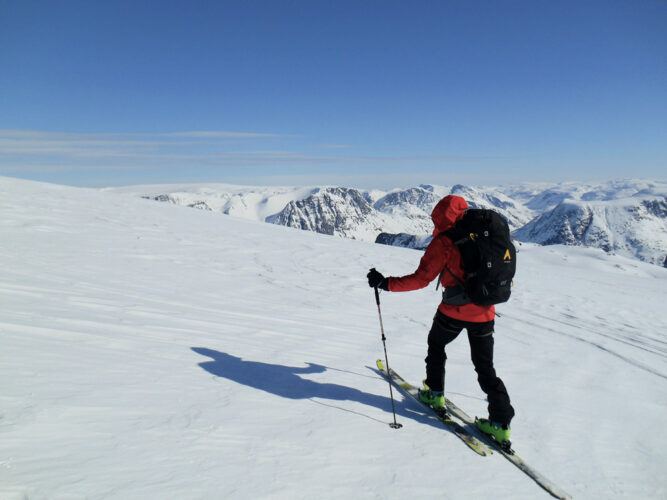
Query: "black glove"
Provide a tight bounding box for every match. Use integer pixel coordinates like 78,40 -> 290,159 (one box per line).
367,268 -> 389,290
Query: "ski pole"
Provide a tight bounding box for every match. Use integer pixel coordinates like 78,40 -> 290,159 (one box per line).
374,286 -> 402,429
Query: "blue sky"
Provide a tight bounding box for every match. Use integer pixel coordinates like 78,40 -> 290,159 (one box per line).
1,0 -> 665,188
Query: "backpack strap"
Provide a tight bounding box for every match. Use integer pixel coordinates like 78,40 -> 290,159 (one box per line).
435,267 -> 445,291
435,230 -> 469,291
437,264 -> 466,290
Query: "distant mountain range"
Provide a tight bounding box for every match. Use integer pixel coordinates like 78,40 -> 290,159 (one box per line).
110,180 -> 667,267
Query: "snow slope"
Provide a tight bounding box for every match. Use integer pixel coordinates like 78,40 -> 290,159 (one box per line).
1,177 -> 666,499
108,183 -> 318,222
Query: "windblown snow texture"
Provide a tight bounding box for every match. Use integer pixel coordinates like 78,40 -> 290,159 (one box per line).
2,176 -> 666,499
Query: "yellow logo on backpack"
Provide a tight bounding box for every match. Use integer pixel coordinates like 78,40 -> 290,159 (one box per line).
503,249 -> 512,262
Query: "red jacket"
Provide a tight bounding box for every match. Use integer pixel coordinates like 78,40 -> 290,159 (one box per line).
387,195 -> 495,323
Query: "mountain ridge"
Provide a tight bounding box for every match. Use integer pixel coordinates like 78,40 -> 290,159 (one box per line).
111,180 -> 667,266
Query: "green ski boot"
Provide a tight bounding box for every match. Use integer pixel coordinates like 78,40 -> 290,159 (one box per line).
418,381 -> 445,410
476,418 -> 511,446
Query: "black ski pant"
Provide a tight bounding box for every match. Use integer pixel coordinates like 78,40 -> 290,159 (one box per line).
424,310 -> 515,427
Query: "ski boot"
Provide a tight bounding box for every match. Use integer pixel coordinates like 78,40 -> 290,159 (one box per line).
476,418 -> 511,450
419,381 -> 445,410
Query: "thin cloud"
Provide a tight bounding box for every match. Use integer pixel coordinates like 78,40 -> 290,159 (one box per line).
0,128 -> 517,178
162,131 -> 283,139
0,129 -> 283,139
0,129 -> 290,160
319,144 -> 354,149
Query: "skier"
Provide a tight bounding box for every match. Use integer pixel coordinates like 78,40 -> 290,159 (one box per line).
367,194 -> 515,444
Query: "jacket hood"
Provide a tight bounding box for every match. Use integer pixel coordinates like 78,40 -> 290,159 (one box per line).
431,195 -> 468,235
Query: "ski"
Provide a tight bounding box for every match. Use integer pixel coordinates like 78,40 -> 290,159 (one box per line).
375,359 -> 492,457
445,394 -> 571,499
376,359 -> 571,500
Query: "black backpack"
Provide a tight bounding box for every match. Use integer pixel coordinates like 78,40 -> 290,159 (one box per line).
438,209 -> 516,306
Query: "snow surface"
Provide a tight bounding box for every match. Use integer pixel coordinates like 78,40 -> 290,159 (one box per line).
106,183 -> 319,222
1,176 -> 666,499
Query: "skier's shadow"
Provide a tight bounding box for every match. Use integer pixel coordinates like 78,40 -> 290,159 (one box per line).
191,347 -> 438,427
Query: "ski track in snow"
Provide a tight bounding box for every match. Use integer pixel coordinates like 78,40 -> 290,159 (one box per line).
1,177 -> 666,499
512,312 -> 667,381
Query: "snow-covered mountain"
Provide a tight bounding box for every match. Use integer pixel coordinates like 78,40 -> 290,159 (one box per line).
515,193 -> 667,266
2,176 -> 667,499
115,183 -> 533,236
449,184 -> 534,229
266,187 -> 386,240
112,180 -> 667,266
502,179 -> 666,211
126,184 -> 449,240
119,183 -> 318,221
374,232 -> 432,251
